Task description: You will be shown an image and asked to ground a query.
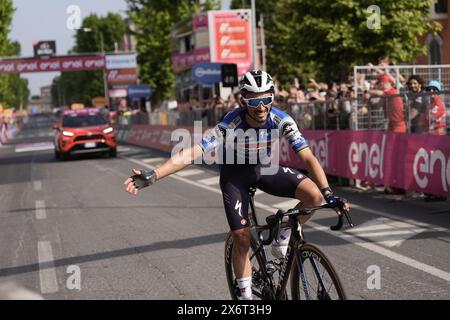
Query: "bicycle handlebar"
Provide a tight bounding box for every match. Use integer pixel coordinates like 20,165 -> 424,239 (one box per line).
261,197 -> 354,246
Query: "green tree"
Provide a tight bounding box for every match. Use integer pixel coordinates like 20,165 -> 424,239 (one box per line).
127,0 -> 221,104
0,1 -> 29,110
51,13 -> 127,107
231,0 -> 441,85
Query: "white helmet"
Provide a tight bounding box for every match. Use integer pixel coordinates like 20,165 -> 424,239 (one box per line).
239,70 -> 274,94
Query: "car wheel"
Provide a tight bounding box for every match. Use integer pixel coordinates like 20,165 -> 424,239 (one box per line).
109,147 -> 117,158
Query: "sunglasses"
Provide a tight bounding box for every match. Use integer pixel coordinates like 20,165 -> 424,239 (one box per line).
243,95 -> 274,107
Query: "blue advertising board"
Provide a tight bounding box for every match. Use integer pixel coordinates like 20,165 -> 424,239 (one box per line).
192,63 -> 222,85
127,85 -> 152,99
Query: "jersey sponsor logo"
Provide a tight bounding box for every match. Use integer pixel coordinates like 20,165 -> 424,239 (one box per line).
283,167 -> 295,174
240,218 -> 247,226
273,114 -> 282,125
235,200 -> 243,217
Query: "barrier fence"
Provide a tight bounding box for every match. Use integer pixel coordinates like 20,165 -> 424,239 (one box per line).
116,124 -> 450,197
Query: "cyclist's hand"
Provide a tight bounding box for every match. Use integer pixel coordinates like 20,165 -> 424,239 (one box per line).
124,169 -> 157,195
324,194 -> 350,214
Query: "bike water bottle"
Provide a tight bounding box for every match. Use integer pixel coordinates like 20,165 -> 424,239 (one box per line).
271,217 -> 291,259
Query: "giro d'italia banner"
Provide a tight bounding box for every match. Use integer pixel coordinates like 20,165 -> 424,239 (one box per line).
125,124 -> 450,197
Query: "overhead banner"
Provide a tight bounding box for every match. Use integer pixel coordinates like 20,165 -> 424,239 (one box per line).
0,55 -> 105,74
208,10 -> 253,76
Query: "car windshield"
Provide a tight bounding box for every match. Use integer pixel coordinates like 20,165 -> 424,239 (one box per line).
62,113 -> 106,127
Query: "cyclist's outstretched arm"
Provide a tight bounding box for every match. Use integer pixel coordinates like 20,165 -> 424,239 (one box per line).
155,144 -> 204,180
124,144 -> 204,195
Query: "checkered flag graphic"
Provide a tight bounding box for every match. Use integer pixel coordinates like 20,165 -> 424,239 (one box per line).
236,11 -> 250,21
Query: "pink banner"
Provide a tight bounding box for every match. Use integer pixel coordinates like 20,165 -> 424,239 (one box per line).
280,130 -> 450,197
0,55 -> 105,74
125,125 -> 450,197
171,48 -> 211,73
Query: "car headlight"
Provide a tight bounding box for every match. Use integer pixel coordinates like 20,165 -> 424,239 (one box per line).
62,131 -> 74,137
103,127 -> 114,134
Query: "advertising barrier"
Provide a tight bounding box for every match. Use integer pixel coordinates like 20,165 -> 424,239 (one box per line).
121,125 -> 450,197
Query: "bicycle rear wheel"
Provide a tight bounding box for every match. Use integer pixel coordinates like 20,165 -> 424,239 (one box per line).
290,243 -> 346,300
224,232 -> 269,300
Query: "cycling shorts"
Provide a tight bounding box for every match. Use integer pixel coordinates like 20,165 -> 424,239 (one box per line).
220,164 -> 308,231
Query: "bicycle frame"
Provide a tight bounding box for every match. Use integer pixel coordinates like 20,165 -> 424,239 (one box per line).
248,194 -> 337,300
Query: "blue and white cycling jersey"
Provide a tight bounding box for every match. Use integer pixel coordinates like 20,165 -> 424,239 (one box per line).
200,106 -> 309,164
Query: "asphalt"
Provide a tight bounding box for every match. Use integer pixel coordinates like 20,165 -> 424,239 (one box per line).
0,114 -> 449,300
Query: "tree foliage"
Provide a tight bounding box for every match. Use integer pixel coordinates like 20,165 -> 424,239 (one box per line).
51,13 -> 127,107
232,0 -> 441,86
126,0 -> 221,104
0,0 -> 29,110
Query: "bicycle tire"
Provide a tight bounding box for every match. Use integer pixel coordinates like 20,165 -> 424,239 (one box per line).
290,243 -> 347,300
224,231 -> 268,300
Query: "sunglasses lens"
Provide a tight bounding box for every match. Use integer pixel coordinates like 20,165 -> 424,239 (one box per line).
246,97 -> 272,107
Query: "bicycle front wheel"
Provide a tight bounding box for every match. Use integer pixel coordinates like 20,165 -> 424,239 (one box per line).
290,243 -> 346,300
224,232 -> 268,300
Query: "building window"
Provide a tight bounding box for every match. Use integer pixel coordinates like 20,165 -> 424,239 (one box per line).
426,34 -> 443,65
435,0 -> 448,13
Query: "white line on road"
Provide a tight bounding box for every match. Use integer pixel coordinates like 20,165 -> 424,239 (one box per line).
35,200 -> 46,220
15,143 -> 54,153
33,180 -> 42,191
141,157 -> 166,164
175,169 -> 205,177
37,241 -> 58,294
197,176 -> 220,186
122,156 -> 450,283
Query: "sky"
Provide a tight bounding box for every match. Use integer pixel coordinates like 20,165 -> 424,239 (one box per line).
9,0 -> 232,96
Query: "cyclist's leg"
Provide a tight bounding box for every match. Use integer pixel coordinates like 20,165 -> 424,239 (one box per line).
257,166 -> 323,224
220,166 -> 257,299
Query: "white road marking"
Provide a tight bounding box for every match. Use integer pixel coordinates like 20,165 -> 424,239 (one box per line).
352,204 -> 448,234
35,200 -> 46,220
15,143 -> 54,153
141,157 -> 166,164
175,169 -> 205,177
117,146 -> 131,152
33,180 -> 42,191
37,241 -> 58,294
197,176 -> 220,186
123,156 -> 450,283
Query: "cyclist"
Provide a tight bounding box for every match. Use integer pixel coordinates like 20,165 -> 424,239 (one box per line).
124,70 -> 349,300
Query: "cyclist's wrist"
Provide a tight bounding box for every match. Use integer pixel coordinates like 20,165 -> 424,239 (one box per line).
321,186 -> 333,196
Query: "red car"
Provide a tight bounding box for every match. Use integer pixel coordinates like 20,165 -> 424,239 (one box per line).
54,108 -> 117,160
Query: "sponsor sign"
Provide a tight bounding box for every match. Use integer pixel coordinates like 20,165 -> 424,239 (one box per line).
107,68 -> 137,84
0,55 -> 105,74
127,85 -> 152,99
208,10 -> 253,76
33,40 -> 57,57
105,53 -> 137,70
192,62 -> 222,84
